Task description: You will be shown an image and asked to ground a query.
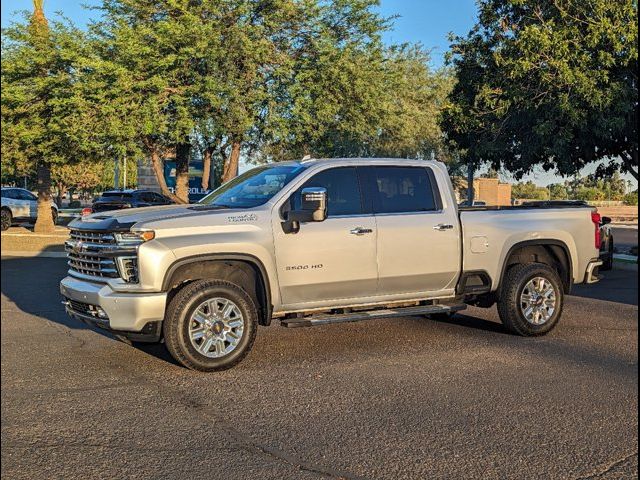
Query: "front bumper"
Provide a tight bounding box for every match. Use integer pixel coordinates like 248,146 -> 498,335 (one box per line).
584,259 -> 604,284
60,276 -> 167,339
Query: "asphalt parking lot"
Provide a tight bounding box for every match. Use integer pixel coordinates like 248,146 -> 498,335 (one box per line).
1,257 -> 637,480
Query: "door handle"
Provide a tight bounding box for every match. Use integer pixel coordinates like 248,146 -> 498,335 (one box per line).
433,223 -> 454,231
350,227 -> 373,235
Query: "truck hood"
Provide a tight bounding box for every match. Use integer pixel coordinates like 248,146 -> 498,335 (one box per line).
68,204 -> 256,231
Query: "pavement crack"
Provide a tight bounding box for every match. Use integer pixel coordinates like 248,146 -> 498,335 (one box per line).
575,451 -> 638,479
171,396 -> 368,480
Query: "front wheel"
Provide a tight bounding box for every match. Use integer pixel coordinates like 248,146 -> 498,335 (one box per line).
163,280 -> 258,371
1,209 -> 11,231
497,263 -> 564,336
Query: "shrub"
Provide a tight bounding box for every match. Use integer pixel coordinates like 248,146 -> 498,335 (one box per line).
623,190 -> 638,206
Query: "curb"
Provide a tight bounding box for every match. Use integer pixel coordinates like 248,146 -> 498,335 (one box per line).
613,254 -> 638,264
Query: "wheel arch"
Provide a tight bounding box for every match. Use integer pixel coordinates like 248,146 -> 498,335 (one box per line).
162,254 -> 273,326
497,240 -> 573,294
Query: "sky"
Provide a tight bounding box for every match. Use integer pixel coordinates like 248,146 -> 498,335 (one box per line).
1,0 -> 636,187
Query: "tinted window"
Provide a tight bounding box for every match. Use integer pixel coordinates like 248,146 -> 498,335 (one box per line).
372,167 -> 436,214
1,189 -> 16,199
16,190 -> 37,201
136,192 -> 155,203
102,192 -> 133,199
294,167 -> 362,216
150,192 -> 168,203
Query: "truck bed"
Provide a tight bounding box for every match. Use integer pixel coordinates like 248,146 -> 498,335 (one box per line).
459,205 -> 598,290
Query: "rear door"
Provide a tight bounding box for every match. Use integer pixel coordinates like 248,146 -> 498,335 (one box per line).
273,167 -> 378,307
362,166 -> 460,296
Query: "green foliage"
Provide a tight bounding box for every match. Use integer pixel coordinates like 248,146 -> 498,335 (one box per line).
441,0 -> 638,180
1,16 -> 92,175
511,181 -> 549,200
623,190 -> 638,206
548,183 -> 568,200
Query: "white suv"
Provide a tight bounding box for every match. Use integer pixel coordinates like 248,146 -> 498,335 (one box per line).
1,187 -> 58,231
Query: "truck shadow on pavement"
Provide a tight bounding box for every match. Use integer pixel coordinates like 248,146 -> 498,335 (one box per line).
1,255 -> 637,373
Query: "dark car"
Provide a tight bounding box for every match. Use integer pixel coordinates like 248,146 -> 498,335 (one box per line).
91,190 -> 173,213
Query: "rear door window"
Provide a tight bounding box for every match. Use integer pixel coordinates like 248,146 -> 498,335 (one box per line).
369,167 -> 438,214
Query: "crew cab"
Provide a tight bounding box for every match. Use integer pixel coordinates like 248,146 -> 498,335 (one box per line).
60,159 -> 603,371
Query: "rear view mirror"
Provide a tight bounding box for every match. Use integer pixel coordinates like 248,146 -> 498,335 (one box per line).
281,187 -> 327,234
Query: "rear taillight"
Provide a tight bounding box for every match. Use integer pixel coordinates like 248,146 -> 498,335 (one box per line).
81,207 -> 92,217
591,211 -> 601,249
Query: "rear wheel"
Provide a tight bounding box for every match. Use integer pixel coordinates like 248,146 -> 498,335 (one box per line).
497,263 -> 564,336
602,238 -> 614,271
1,209 -> 12,231
163,280 -> 258,371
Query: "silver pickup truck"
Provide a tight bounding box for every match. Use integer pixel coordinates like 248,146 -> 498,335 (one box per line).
60,158 -> 603,371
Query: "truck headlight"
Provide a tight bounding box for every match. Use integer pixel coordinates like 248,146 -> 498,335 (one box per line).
114,230 -> 155,245
115,256 -> 139,283
113,230 -> 153,282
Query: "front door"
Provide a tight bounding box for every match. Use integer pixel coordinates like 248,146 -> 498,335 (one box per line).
363,166 -> 461,296
273,167 -> 378,308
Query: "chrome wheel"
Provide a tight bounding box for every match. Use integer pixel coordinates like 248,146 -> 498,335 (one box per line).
520,276 -> 557,325
188,297 -> 245,358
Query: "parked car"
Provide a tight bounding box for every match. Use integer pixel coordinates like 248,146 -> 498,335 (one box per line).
1,187 -> 58,231
459,200 -> 487,207
61,158 -> 603,371
90,189 -> 173,213
599,216 -> 614,271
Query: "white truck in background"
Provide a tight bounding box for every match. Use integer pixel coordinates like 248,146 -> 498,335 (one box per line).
60,158 -> 603,371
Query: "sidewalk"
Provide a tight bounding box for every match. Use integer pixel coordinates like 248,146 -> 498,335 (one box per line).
1,226 -> 68,257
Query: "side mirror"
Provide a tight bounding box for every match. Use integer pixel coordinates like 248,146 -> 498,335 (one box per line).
282,187 -> 327,234
601,216 -> 612,225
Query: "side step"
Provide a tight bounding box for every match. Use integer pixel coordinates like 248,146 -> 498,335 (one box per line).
281,304 -> 467,328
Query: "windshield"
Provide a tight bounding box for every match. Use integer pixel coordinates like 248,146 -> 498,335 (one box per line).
198,164 -> 307,208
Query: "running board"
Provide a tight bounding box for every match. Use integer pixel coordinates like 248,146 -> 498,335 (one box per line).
281,304 -> 467,328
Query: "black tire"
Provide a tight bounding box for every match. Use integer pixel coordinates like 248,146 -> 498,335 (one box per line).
1,208 -> 12,231
163,279 -> 258,371
602,239 -> 614,271
497,263 -> 564,336
51,208 -> 58,226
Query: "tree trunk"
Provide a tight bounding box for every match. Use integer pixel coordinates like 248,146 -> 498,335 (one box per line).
222,140 -> 241,184
174,142 -> 190,203
34,162 -> 55,233
55,183 -> 66,208
201,147 -> 213,191
149,149 -> 185,204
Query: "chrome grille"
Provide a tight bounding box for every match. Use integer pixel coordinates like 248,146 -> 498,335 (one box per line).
66,230 -> 120,280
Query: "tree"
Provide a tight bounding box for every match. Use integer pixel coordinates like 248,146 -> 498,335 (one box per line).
441,0 -> 638,181
1,2 -> 90,231
624,190 -> 638,206
51,161 -> 107,206
511,181 -> 549,200
548,183 -> 568,200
